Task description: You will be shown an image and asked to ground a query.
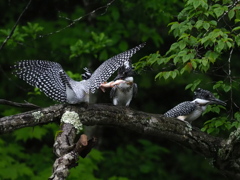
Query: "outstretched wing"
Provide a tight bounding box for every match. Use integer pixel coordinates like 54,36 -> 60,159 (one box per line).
88,43 -> 146,93
164,101 -> 196,118
12,60 -> 72,103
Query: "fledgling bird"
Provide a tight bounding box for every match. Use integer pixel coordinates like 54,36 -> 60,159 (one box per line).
109,61 -> 137,106
12,43 -> 145,104
164,88 -> 226,123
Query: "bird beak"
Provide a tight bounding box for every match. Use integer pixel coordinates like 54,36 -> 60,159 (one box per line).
210,98 -> 226,106
113,74 -> 124,81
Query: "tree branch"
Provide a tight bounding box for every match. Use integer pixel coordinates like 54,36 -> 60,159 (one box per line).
0,103 -> 240,178
0,99 -> 40,109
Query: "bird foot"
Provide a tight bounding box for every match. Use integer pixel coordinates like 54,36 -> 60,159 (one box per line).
183,121 -> 192,130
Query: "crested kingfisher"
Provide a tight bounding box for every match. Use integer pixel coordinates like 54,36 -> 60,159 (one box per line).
12,43 -> 145,104
109,61 -> 137,106
164,88 -> 226,123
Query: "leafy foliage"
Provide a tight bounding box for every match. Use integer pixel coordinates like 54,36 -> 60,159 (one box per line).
1,0 -> 239,179
0,124 -> 57,180
135,0 -> 240,135
98,139 -> 170,180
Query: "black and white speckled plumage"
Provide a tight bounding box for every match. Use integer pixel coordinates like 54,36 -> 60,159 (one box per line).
164,101 -> 196,118
81,67 -> 92,80
12,43 -> 145,104
88,43 -> 145,93
13,60 -> 70,103
164,88 -> 226,122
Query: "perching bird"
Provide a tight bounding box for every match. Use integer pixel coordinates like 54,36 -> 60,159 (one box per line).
12,43 -> 145,104
164,88 -> 226,123
110,61 -> 137,106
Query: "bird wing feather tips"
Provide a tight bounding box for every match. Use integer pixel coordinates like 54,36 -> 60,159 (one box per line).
12,60 -> 71,103
164,101 -> 196,118
88,42 -> 146,93
110,86 -> 117,99
133,83 -> 138,97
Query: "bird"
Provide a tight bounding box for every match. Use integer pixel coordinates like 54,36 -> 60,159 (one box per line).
164,88 -> 226,123
109,60 -> 137,106
12,43 -> 145,104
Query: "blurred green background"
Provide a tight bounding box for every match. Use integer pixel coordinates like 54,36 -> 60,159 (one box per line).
1,0 -> 238,179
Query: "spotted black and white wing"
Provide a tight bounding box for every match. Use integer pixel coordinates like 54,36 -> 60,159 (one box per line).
88,43 -> 146,93
12,60 -> 72,103
164,101 -> 197,118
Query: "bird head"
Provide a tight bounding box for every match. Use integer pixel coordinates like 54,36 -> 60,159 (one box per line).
193,88 -> 226,106
114,60 -> 135,81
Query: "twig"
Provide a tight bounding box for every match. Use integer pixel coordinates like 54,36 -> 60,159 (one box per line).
0,99 -> 40,109
227,48 -> 235,118
0,0 -> 32,51
38,0 -> 115,38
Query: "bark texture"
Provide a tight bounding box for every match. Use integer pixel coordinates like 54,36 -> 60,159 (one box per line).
0,103 -> 240,179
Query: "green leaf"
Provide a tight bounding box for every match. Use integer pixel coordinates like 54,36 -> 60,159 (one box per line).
213,81 -> 223,89
209,20 -> 217,26
201,126 -> 207,132
207,127 -> 216,134
232,26 -> 240,32
193,0 -> 200,9
185,79 -> 202,91
167,42 -> 179,54
210,106 -> 221,114
179,40 -> 186,50
163,71 -> 171,79
213,7 -> 225,18
173,56 -> 180,64
205,50 -> 219,63
215,40 -> 225,52
234,112 -> 240,121
223,84 -> 231,92
171,70 -> 179,79
235,34 -> 240,46
190,59 -> 197,69
147,52 -> 161,65
224,123 -> 232,130
195,20 -> 203,29
169,22 -> 180,32
235,19 -> 240,23
182,53 -> 190,63
215,120 -> 224,127
180,63 -> 192,74
201,58 -> 208,66
203,22 -> 210,30
155,72 -> 163,80
178,49 -> 188,57
178,33 -> 190,40
228,9 -> 235,20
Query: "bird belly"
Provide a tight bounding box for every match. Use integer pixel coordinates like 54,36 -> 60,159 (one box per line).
183,108 -> 202,122
113,88 -> 133,106
66,81 -> 89,104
